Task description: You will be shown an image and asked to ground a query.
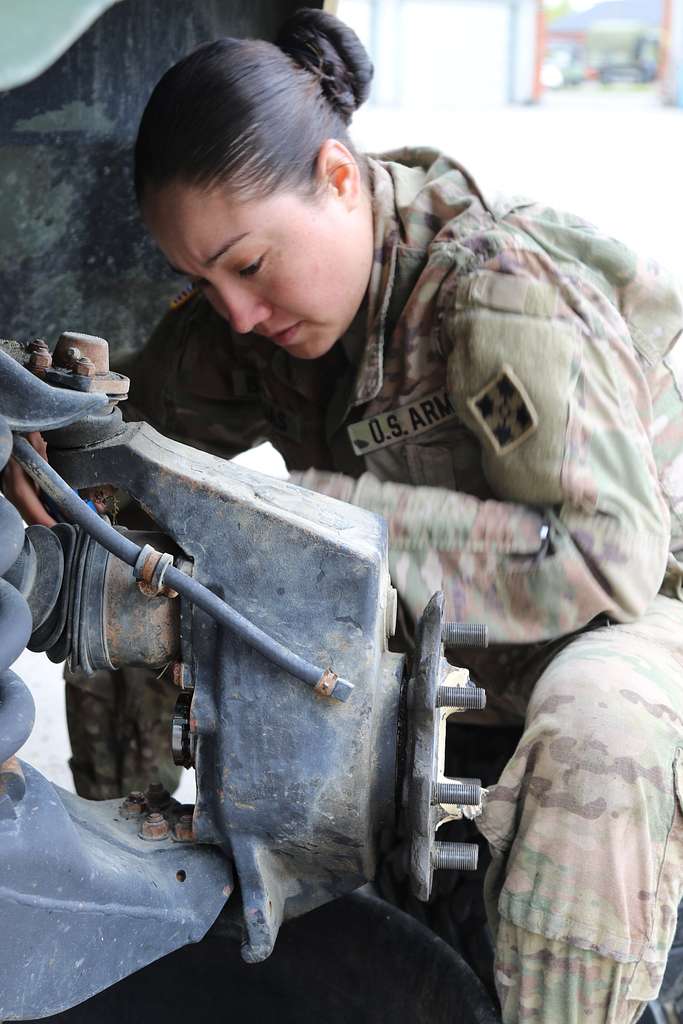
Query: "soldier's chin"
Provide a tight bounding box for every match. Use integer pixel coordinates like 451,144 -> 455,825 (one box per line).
287,333 -> 337,361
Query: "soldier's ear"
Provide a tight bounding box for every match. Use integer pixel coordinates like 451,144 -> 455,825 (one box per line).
315,139 -> 362,211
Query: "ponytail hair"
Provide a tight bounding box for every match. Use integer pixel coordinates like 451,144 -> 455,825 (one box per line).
134,8 -> 373,205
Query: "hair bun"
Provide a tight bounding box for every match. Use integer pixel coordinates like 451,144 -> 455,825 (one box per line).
275,8 -> 373,124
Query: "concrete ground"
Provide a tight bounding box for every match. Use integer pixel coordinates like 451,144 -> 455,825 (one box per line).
14,85 -> 683,803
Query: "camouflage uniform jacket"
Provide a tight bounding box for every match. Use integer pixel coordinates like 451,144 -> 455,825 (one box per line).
130,147 -> 683,643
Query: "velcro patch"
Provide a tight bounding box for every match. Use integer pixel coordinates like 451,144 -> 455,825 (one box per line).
467,365 -> 537,455
347,388 -> 458,455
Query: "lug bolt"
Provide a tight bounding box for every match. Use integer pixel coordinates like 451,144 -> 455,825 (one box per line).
432,841 -> 479,872
119,790 -> 147,819
140,811 -> 170,841
436,685 -> 486,710
442,622 -> 488,648
172,813 -> 194,843
432,780 -> 482,806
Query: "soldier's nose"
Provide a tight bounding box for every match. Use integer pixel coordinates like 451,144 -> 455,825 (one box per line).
218,287 -> 271,335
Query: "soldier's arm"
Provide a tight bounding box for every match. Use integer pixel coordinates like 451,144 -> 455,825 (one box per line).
297,270 -> 676,643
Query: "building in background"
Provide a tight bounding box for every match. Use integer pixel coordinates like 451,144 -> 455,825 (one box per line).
335,0 -> 542,108
662,0 -> 683,104
546,0 -> 662,86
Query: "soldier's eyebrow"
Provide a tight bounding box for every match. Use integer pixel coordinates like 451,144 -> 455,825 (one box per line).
166,232 -> 250,277
204,232 -> 250,266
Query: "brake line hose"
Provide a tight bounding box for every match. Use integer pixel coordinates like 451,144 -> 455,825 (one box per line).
12,436 -> 353,702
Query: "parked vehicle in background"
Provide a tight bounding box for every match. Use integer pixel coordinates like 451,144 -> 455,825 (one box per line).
586,21 -> 660,83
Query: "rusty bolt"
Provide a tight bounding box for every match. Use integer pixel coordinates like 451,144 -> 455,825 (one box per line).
119,790 -> 147,819
146,781 -> 172,811
27,338 -> 52,375
28,352 -> 52,374
140,811 -> 170,841
73,355 -> 96,377
65,346 -> 82,362
172,813 -> 194,843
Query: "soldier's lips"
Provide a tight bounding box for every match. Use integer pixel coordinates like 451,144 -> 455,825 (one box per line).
267,322 -> 303,347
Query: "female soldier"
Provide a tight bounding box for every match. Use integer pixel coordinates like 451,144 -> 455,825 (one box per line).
131,8 -> 683,1022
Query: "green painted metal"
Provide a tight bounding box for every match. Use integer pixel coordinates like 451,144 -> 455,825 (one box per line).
0,1 -> 123,92
0,0 -> 311,360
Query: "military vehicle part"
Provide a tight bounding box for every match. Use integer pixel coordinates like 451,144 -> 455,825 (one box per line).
0,0 -> 311,360
44,331 -> 130,397
404,592 -> 486,902
0,341 -> 486,1015
0,354 -> 233,1020
14,434 -> 354,702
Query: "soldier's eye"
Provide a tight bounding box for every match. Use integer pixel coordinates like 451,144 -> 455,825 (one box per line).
239,256 -> 264,278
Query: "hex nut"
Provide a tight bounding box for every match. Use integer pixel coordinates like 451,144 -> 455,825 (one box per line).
73,356 -> 96,377
172,813 -> 194,843
146,782 -> 172,810
140,812 -> 170,841
119,790 -> 147,819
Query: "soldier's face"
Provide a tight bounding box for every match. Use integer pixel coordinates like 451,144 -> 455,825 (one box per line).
143,147 -> 374,360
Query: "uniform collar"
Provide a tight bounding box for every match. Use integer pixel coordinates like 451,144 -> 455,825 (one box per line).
349,152 -> 467,407
350,157 -> 401,407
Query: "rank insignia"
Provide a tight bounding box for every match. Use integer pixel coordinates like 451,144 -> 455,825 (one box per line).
169,283 -> 199,311
467,365 -> 538,455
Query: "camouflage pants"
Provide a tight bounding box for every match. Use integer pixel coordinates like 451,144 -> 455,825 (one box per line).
65,665 -> 181,800
475,595 -> 683,1023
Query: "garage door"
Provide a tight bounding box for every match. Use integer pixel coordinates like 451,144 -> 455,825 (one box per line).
400,1 -> 511,108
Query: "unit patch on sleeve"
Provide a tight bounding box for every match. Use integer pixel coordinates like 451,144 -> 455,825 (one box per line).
347,388 -> 458,455
467,364 -> 538,456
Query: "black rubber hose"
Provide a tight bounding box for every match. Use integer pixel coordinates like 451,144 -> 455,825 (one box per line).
0,578 -> 33,673
0,669 -> 36,764
12,436 -> 353,702
0,495 -> 25,577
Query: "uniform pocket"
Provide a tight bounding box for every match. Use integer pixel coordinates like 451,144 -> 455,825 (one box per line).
404,443 -> 457,488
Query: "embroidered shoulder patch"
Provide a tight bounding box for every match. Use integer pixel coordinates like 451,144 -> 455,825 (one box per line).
467,365 -> 538,455
347,387 -> 458,456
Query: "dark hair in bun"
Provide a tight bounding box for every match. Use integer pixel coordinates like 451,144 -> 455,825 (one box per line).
276,8 -> 373,125
134,7 -> 373,205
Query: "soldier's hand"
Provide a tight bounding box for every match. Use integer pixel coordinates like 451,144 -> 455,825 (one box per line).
2,431 -> 57,527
